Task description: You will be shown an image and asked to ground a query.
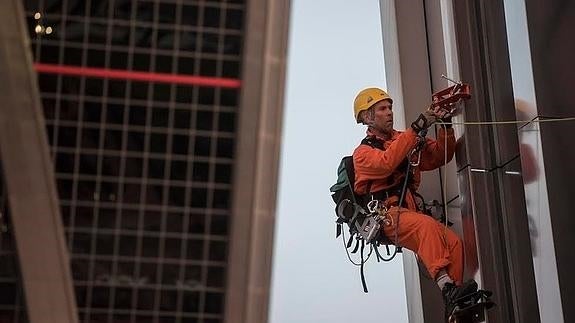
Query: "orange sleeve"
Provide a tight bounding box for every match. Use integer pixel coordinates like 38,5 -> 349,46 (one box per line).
419,127 -> 456,171
353,129 -> 418,181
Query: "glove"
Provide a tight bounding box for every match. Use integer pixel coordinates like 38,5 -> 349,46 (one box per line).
433,107 -> 453,129
439,116 -> 452,129
411,110 -> 437,133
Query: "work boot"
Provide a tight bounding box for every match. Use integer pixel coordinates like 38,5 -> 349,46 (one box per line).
442,279 -> 478,321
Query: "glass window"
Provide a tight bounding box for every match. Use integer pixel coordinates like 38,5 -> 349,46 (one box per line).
120,209 -> 139,230
173,109 -> 191,129
158,3 -> 177,23
155,55 -> 173,74
214,163 -> 231,183
87,49 -> 106,67
198,87 -> 215,105
190,188 -> 207,208
170,160 -> 187,181
209,240 -> 227,262
124,130 -> 145,150
226,9 -> 244,30
189,213 -> 206,234
104,129 -> 123,150
210,215 -> 229,236
193,137 -> 211,157
149,133 -> 167,154
192,162 -> 209,182
129,105 -> 147,125
55,152 -> 75,174
204,292 -> 224,314
181,5 -> 199,26
145,184 -> 164,205
125,157 -> 143,178
182,291 -> 200,313
216,138 -> 234,158
77,180 -> 97,201
39,44 -> 60,64
98,208 -> 118,229
152,107 -> 169,127
108,80 -> 127,99
172,135 -> 189,155
78,154 -> 98,175
83,102 -> 103,122
165,212 -> 184,233
81,128 -> 101,149
118,235 -> 137,256
95,234 -> 115,255
63,46 -> 83,66
218,112 -> 236,132
122,183 -> 142,204
203,7 -> 221,28
102,156 -> 121,176
206,266 -> 225,288
187,239 -> 203,260
86,78 -> 104,96
148,158 -> 165,179
141,237 -> 159,257
196,111 -> 213,130
212,189 -> 230,209
153,83 -> 172,102
168,186 -> 185,206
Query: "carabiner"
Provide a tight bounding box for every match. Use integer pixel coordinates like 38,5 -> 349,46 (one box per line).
410,149 -> 423,167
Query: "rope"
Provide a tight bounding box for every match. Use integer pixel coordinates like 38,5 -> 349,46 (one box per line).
445,116 -> 575,126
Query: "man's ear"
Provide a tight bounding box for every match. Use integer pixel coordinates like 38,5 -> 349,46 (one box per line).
361,108 -> 375,126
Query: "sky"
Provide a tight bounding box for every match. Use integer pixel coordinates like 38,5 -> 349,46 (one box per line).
268,1 -> 409,323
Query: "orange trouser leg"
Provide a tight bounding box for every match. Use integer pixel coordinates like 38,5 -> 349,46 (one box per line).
382,207 -> 463,284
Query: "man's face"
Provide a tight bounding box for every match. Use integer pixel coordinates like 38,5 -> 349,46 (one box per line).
369,99 -> 394,134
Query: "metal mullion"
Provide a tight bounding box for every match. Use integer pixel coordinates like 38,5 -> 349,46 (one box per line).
70,254 -> 228,268
52,147 -> 235,163
76,1 -> 95,322
33,39 -> 243,60
60,200 -> 231,217
54,173 -> 232,190
46,120 -> 237,138
101,1 -> 122,322
68,227 -> 229,243
199,1 -> 227,315
148,1 -> 169,321
194,1 -> 210,320
170,1 -> 190,320
186,3 -> 205,322
41,93 -> 240,112
125,1 -> 145,321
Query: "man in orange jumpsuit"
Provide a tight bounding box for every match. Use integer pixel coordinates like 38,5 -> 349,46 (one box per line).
352,87 -> 477,318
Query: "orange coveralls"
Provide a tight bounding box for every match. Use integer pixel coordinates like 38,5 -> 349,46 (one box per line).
353,127 -> 463,284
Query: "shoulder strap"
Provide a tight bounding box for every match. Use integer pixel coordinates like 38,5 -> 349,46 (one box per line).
360,136 -> 384,194
361,136 -> 385,150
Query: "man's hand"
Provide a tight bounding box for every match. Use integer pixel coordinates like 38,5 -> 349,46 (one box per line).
431,106 -> 453,128
411,110 -> 437,133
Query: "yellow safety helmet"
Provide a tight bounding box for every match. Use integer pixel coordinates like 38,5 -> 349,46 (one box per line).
353,87 -> 393,123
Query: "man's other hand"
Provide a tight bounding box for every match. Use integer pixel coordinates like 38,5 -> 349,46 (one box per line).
411,110 -> 437,132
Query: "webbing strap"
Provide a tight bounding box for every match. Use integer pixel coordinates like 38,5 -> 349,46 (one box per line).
346,235 -> 354,248
351,239 -> 360,253
360,240 -> 368,293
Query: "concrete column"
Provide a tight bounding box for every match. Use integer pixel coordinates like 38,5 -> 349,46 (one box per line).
0,1 -> 79,323
223,1 -> 290,323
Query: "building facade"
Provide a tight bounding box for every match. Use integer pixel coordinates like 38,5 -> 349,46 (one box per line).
0,0 -> 289,322
379,0 -> 575,322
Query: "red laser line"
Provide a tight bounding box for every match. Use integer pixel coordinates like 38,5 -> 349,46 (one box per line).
34,63 -> 241,88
